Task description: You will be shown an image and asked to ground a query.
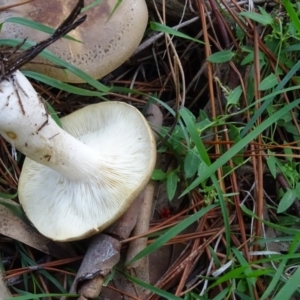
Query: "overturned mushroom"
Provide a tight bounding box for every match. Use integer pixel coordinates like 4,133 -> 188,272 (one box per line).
0,0 -> 148,82
0,70 -> 156,241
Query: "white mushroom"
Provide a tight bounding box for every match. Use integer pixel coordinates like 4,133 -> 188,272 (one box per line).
0,0 -> 148,82
0,70 -> 156,241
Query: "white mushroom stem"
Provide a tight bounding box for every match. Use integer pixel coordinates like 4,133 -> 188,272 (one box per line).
0,70 -> 106,181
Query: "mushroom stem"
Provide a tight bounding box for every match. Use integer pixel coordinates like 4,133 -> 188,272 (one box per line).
0,70 -> 104,181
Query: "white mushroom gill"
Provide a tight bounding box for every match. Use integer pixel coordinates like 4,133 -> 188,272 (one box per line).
0,70 -> 156,241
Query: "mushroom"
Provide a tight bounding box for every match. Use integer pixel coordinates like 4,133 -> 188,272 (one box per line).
0,70 -> 156,241
0,0 -> 148,82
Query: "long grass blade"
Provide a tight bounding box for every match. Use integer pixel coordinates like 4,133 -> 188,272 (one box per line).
182,98 -> 300,195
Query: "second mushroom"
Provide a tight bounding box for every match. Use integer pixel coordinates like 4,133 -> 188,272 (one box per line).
0,0 -> 148,82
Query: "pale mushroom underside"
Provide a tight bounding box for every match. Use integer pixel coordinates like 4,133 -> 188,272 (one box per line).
18,102 -> 156,241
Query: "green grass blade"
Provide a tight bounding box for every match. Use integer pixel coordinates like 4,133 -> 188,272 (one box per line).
212,287 -> 231,300
260,231 -> 300,299
126,204 -> 217,265
179,108 -> 210,164
45,102 -> 62,127
255,253 -> 300,264
241,60 -> 300,137
81,0 -> 104,12
180,107 -> 231,255
0,38 -> 109,92
0,199 -> 28,223
149,95 -> 191,149
272,266 -> 300,300
241,205 -> 300,235
150,22 -> 204,44
234,291 -> 254,300
282,0 -> 300,35
210,267 -> 272,288
260,260 -> 286,300
210,265 -> 247,287
239,11 -> 273,26
212,177 -> 231,256
232,248 -> 255,299
207,50 -> 235,63
23,71 -> 106,98
0,191 -> 17,200
120,271 -> 183,300
39,270 -> 66,293
209,246 -> 221,269
182,98 -> 300,195
4,17 -> 80,42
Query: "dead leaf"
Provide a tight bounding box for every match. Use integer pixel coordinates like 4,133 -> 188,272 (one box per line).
0,201 -> 75,259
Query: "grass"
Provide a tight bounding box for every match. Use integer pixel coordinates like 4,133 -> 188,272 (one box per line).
1,0 -> 300,299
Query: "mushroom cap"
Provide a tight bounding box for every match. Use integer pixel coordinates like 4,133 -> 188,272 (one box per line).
18,101 -> 156,241
0,0 -> 148,82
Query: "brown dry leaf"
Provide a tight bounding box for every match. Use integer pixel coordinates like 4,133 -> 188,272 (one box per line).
0,200 -> 74,259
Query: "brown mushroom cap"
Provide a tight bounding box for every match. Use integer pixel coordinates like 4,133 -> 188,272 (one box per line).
0,0 -> 148,82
